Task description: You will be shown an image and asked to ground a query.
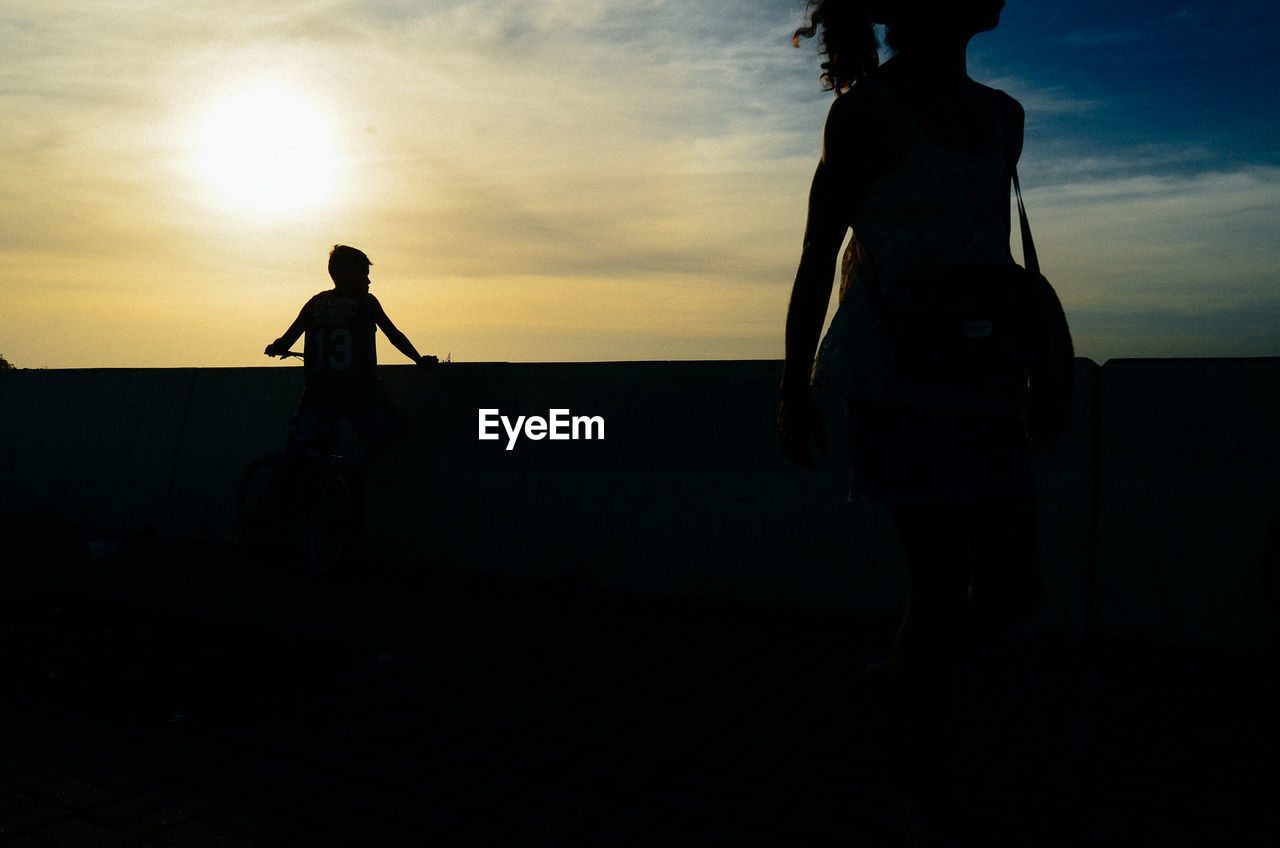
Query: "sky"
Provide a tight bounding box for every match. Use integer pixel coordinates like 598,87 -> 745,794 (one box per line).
1,0 -> 1278,368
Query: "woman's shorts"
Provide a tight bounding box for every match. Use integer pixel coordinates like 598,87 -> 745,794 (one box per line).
846,400 -> 1034,502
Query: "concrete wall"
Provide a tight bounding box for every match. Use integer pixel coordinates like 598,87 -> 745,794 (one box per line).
3,357 -> 1277,651
0,369 -> 195,533
1094,358 -> 1280,650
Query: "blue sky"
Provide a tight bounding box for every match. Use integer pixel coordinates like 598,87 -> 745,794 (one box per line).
999,2 -> 1279,169
962,0 -> 1280,359
0,0 -> 1277,366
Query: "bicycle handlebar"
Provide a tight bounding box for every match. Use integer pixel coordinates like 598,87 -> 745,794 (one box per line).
267,349 -> 445,365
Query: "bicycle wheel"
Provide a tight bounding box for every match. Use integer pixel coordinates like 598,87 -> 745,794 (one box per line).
308,470 -> 357,572
236,453 -> 288,548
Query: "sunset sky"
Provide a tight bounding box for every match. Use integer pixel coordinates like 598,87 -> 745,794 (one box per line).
2,1 -> 1278,368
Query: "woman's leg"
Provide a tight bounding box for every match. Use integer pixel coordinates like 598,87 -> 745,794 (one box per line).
876,494 -> 1039,837
887,499 -> 973,831
965,495 -> 1041,654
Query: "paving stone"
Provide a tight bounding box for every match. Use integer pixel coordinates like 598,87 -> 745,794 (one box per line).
0,794 -> 39,818
89,784 -> 191,827
124,793 -> 230,835
34,817 -> 129,848
4,523 -> 1280,847
0,799 -> 72,836
0,731 -> 54,758
0,749 -> 81,787
155,819 -> 255,848
197,800 -> 307,843
0,835 -> 47,848
122,734 -> 215,772
289,795 -> 464,846
29,776 -> 120,811
395,767 -> 501,812
75,735 -> 155,767
67,759 -> 158,797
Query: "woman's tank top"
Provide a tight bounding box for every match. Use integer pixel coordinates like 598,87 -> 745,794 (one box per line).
813,80 -> 1026,414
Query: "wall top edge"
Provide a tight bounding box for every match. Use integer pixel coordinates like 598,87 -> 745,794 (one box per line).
11,356 -> 1280,373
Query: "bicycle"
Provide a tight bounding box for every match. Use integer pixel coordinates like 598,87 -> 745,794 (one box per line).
236,352 -> 363,571
236,449 -> 363,572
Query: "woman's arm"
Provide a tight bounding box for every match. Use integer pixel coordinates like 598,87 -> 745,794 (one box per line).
781,161 -> 849,399
779,95 -> 871,466
777,165 -> 847,467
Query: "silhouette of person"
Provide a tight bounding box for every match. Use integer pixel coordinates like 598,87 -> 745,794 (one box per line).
265,245 -> 436,463
779,1 -> 1064,841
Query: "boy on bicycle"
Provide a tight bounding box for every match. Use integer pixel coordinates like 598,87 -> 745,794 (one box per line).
265,244 -> 437,461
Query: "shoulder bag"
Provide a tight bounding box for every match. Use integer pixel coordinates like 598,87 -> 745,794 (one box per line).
875,170 -> 1074,406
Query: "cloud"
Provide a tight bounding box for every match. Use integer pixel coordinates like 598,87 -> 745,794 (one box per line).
1059,29 -> 1147,47
0,0 -> 828,365
984,75 -> 1103,117
1023,141 -> 1225,184
1067,301 -> 1280,361
1014,157 -> 1280,361
6,0 -> 1275,366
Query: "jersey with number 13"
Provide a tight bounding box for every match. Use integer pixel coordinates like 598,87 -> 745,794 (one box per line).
300,290 -> 379,407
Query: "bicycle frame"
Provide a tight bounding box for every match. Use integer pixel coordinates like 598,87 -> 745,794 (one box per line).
236,450 -> 361,571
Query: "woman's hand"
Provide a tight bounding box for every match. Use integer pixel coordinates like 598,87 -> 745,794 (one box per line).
1027,393 -> 1069,457
778,391 -> 828,467
1027,346 -> 1074,457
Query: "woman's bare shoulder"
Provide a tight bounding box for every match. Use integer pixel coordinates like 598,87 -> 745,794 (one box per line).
971,81 -> 1024,121
826,80 -> 895,126
970,82 -> 1025,166
823,81 -> 897,158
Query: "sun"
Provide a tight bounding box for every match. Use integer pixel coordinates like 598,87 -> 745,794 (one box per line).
193,82 -> 340,217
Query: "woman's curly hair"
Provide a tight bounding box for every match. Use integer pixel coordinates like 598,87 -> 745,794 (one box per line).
793,0 -> 880,94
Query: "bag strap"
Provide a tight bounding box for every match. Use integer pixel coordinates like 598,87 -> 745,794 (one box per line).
865,74 -> 1039,274
1012,168 -> 1039,275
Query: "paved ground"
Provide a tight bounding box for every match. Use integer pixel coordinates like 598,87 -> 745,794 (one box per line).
1,516 -> 1277,846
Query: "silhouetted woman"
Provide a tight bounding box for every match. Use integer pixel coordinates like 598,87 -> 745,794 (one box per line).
779,0 -> 1064,841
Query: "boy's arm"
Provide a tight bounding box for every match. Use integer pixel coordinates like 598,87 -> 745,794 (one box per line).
264,304 -> 308,357
370,296 -> 434,364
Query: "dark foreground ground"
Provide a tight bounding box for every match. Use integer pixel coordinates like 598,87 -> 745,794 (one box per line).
1,516 -> 1277,847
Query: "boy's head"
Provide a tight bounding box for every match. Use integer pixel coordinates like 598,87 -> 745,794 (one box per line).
328,245 -> 372,291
